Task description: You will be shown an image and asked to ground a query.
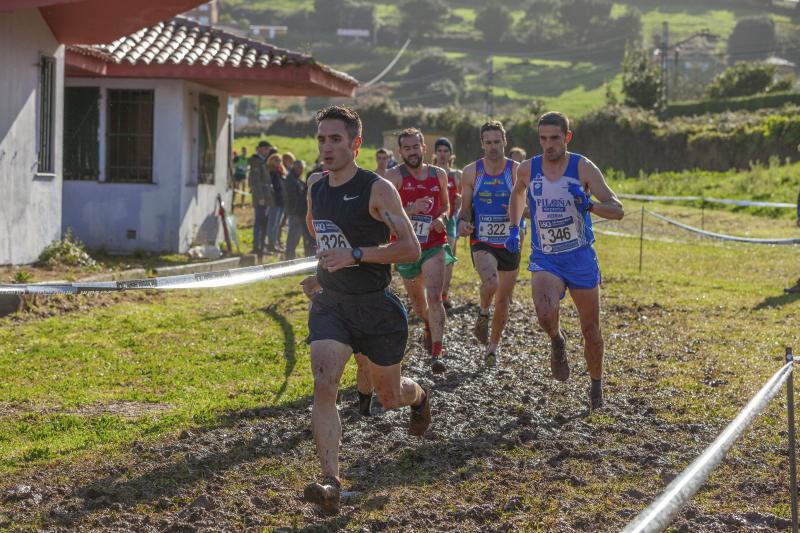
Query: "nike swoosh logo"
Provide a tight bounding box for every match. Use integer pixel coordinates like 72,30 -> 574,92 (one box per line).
343,195 -> 359,201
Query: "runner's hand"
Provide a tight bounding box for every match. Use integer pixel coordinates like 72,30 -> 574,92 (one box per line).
317,247 -> 355,272
568,182 -> 591,212
300,275 -> 321,299
408,197 -> 433,215
458,219 -> 473,237
431,216 -> 446,233
504,225 -> 521,253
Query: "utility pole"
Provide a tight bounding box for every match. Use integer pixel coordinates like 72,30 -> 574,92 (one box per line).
487,55 -> 494,119
660,21 -> 669,103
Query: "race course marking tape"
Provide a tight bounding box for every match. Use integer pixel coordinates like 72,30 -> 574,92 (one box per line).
619,193 -> 796,209
0,258 -> 318,296
646,209 -> 800,245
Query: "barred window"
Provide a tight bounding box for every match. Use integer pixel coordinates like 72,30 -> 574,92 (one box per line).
198,93 -> 219,185
64,87 -> 100,181
37,56 -> 56,174
106,89 -> 154,183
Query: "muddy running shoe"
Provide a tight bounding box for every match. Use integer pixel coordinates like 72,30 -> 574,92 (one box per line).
303,476 -> 341,515
357,391 -> 372,417
431,356 -> 446,374
589,379 -> 604,410
785,281 -> 800,294
473,311 -> 490,345
550,329 -> 570,382
422,325 -> 433,353
484,350 -> 497,367
409,388 -> 431,436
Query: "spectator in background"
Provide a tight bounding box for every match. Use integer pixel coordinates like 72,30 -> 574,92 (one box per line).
233,147 -> 249,207
375,148 -> 391,177
282,151 -> 296,171
509,146 -> 527,163
248,141 -> 274,261
266,153 -> 287,253
284,159 -> 314,260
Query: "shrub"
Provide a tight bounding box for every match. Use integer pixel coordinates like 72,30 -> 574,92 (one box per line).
704,61 -> 777,98
37,229 -> 98,269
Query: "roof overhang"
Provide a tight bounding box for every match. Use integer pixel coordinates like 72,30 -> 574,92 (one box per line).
1,0 -> 208,44
65,51 -> 356,97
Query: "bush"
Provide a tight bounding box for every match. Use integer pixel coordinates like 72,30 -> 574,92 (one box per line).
665,92 -> 800,117
704,61 -> 777,98
622,43 -> 663,110
37,229 -> 98,269
475,5 -> 513,44
727,16 -> 777,63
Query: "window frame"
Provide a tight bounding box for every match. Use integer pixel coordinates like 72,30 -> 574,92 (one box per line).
105,89 -> 155,184
37,56 -> 56,175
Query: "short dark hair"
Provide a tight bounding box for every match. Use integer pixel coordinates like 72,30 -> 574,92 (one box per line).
315,105 -> 362,141
398,127 -> 424,147
509,147 -> 527,158
376,148 -> 389,156
480,120 -> 506,140
257,140 -> 272,149
538,111 -> 570,135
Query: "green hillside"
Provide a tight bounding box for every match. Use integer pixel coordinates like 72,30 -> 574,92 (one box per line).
220,0 -> 797,117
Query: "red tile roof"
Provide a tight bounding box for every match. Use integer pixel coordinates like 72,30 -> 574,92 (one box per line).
68,17 -> 358,88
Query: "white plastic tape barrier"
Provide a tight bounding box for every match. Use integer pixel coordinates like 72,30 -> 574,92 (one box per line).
0,258 -> 317,295
619,193 -> 796,209
646,210 -> 800,245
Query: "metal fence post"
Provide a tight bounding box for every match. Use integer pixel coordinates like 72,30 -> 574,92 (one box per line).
787,346 -> 798,533
638,205 -> 645,273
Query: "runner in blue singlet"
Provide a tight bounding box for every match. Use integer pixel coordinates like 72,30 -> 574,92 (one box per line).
458,121 -> 522,364
506,111 -> 624,410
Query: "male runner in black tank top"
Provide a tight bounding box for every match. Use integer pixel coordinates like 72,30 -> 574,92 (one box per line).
299,106 -> 431,515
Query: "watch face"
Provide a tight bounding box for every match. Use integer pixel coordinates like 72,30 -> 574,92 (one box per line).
353,248 -> 362,261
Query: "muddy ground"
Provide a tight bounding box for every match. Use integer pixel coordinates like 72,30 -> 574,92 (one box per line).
0,289 -> 793,532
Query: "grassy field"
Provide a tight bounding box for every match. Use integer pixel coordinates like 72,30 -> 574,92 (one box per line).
1,199 -> 799,528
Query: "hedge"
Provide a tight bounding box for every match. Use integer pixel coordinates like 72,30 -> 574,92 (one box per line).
665,92 -> 800,118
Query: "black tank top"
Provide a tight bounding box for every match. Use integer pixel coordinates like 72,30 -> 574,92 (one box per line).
311,168 -> 391,294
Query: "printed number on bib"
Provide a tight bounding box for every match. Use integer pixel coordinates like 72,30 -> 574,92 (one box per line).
538,216 -> 579,254
313,220 -> 352,252
411,215 -> 432,244
477,214 -> 511,245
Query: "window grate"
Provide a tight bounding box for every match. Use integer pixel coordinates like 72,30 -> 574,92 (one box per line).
198,94 -> 219,185
37,56 -> 56,174
64,87 -> 100,181
106,89 -> 154,183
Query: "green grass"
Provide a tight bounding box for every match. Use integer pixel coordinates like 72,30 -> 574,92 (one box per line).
234,135 -> 381,170
606,158 -> 800,219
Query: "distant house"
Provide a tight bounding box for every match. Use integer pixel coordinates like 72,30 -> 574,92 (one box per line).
182,0 -> 218,26
0,0 -> 210,265
764,56 -> 797,77
61,17 -> 357,255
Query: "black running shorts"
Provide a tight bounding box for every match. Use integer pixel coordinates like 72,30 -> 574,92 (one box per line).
470,241 -> 521,272
307,288 -> 409,366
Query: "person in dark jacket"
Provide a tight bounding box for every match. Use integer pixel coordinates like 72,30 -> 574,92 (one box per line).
266,153 -> 286,253
248,141 -> 274,260
283,159 -> 314,259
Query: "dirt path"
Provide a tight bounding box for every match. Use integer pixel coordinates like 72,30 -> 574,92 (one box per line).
0,295 -> 792,531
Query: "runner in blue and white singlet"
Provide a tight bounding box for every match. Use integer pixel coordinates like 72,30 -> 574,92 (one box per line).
528,152 -> 595,260
506,111 -> 624,411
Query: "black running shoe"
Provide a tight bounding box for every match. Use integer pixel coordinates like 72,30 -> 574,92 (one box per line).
589,379 -> 604,410
422,326 -> 433,353
357,391 -> 372,417
303,476 -> 341,515
550,329 -> 570,382
431,356 -> 446,374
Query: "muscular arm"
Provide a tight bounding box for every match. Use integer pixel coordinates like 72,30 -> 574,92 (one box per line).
579,158 -> 624,220
452,169 -> 463,213
458,163 -> 476,236
509,159 -> 530,226
305,172 -> 324,236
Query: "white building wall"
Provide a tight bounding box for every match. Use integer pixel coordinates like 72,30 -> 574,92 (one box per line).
62,78 -> 231,254
0,9 -> 64,265
62,78 -> 184,253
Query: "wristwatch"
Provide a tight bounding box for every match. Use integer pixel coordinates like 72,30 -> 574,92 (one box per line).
351,247 -> 363,265
587,202 -> 595,213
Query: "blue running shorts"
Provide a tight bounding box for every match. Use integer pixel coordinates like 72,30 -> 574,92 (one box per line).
528,246 -> 601,297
